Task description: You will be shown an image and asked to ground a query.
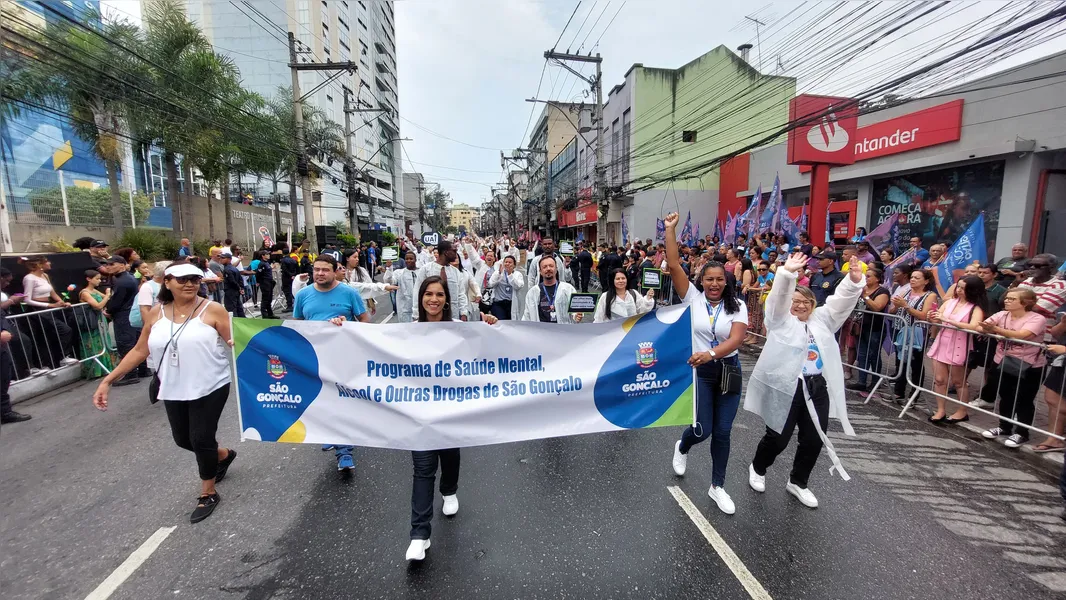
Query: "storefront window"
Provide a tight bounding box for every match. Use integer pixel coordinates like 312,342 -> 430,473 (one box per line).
870,160 -> 1003,255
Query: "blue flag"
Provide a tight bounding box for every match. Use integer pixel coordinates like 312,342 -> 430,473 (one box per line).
714,216 -> 725,242
739,186 -> 760,239
935,213 -> 987,293
781,210 -> 802,247
576,230 -> 585,243
760,174 -> 782,234
680,211 -> 693,245
621,214 -> 630,245
655,218 -> 665,244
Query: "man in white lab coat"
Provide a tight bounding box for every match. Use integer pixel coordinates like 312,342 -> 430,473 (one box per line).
413,240 -> 469,320
526,238 -> 569,288
522,254 -> 582,324
385,251 -> 419,323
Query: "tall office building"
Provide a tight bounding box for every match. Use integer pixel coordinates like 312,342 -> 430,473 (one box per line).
170,0 -> 403,235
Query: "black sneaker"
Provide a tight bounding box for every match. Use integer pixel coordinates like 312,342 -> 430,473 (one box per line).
845,382 -> 868,392
215,449 -> 237,483
0,411 -> 32,424
190,493 -> 221,523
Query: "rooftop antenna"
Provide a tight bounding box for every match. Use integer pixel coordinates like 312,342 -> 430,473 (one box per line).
730,5 -> 775,72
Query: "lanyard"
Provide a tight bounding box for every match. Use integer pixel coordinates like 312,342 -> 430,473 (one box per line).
705,300 -> 723,347
541,283 -> 557,308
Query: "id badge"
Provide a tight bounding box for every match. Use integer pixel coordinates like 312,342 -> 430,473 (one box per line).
169,350 -> 179,368
550,310 -> 557,321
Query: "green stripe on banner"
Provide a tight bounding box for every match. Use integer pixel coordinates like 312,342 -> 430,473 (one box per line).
233,318 -> 277,359
649,384 -> 694,428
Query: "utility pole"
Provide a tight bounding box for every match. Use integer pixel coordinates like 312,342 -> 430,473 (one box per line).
343,91 -> 389,238
288,32 -> 358,251
543,50 -> 604,244
414,182 -> 427,234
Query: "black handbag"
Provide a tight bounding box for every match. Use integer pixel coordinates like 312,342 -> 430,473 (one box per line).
149,300 -> 203,404
999,355 -> 1032,379
719,362 -> 743,395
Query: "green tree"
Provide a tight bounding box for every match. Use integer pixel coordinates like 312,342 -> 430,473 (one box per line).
4,8 -> 149,236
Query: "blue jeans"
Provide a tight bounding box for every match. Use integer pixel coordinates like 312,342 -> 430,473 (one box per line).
323,444 -> 355,459
854,331 -> 883,388
678,356 -> 742,487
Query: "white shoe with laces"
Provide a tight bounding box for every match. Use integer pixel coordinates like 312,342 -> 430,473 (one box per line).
786,482 -> 819,508
442,494 -> 459,516
672,441 -> 687,476
406,539 -> 431,561
707,486 -> 736,515
968,399 -> 995,409
1004,434 -> 1027,448
982,427 -> 1004,439
748,464 -> 765,493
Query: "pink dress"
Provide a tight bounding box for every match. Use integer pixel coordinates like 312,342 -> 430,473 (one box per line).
927,298 -> 976,366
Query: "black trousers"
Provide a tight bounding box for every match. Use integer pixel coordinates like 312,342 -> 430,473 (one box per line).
752,375 -> 830,488
281,276 -> 295,310
29,310 -> 74,369
163,383 -> 230,481
894,348 -> 927,399
113,312 -> 148,378
1,349 -> 13,415
410,448 -> 460,540
980,363 -> 1043,438
259,281 -> 276,318
490,300 -> 512,321
579,268 -> 591,292
223,291 -> 245,317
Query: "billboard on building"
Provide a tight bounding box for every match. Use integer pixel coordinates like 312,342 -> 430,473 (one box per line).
870,161 -> 1003,258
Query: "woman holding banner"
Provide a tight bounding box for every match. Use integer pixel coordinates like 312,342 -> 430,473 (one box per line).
745,252 -> 865,509
406,276 -> 497,562
593,269 -> 655,322
663,212 -> 749,515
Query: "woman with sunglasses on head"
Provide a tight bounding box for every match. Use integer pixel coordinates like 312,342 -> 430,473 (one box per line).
92,261 -> 237,523
406,276 -> 497,561
663,212 -> 749,515
745,252 -> 865,509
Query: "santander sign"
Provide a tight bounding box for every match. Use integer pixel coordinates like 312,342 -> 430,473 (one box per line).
787,95 -> 859,166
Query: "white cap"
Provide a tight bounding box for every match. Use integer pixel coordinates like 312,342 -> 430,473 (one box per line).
165,263 -> 206,278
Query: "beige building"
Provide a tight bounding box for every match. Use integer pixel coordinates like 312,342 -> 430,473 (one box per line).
449,203 -> 480,233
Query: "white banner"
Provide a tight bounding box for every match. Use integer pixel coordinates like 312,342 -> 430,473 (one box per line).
234,306 -> 695,450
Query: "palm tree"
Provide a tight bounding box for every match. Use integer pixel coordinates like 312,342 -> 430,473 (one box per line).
139,0 -> 241,237
3,8 -> 148,235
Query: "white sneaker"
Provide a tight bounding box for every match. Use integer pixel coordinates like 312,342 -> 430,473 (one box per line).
672,441 -> 687,476
707,485 -> 736,515
982,427 -> 1004,439
968,399 -> 995,409
748,464 -> 765,493
1004,434 -> 1027,448
442,494 -> 459,516
405,539 -> 431,561
786,482 -> 819,508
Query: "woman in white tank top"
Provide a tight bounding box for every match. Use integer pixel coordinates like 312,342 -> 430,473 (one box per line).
93,262 -> 237,524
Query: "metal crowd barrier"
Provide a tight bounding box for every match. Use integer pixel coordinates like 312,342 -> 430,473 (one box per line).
6,303 -> 113,384
898,318 -> 1065,444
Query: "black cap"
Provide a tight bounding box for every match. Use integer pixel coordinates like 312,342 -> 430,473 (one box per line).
815,251 -> 838,261
90,240 -> 108,248
107,256 -> 127,265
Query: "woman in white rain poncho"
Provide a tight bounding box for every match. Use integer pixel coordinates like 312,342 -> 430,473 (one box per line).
744,251 -> 864,509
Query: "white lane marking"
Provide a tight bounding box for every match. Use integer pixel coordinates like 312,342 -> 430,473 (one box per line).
85,526 -> 177,600
667,486 -> 773,600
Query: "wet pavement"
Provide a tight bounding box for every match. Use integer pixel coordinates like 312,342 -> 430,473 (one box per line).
3,352 -> 1065,600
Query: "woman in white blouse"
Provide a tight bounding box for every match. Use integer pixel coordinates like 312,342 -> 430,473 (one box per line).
593,269 -> 655,323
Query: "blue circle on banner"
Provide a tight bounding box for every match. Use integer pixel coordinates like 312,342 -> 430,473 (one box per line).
236,326 -> 321,441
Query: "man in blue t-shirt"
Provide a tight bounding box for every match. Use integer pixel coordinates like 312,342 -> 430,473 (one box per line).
292,255 -> 369,473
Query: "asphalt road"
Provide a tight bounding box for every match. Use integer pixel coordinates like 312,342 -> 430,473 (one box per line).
3,350 -> 1065,600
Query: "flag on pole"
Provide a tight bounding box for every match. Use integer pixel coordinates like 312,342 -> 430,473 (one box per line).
883,247 -> 917,286
781,209 -> 802,247
621,213 -> 630,246
797,204 -> 808,233
760,174 -> 782,234
693,222 -> 701,243
739,186 -> 760,239
714,216 -> 725,242
576,230 -> 585,243
724,212 -> 737,246
935,213 -> 987,293
655,218 -> 665,244
864,212 -> 900,254
825,201 -> 834,245
679,211 -> 693,246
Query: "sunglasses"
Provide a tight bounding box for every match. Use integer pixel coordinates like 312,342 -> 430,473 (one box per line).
174,275 -> 203,285
1029,263 -> 1051,268
757,268 -> 768,272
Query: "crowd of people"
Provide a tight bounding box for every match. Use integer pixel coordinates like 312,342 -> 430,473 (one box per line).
3,218 -> 1066,560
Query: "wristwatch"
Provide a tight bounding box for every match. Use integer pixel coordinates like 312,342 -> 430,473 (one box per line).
709,350 -> 717,359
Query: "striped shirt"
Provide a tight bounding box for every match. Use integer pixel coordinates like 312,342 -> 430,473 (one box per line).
1019,277 -> 1066,324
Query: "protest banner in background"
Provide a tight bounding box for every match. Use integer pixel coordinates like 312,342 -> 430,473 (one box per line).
641,268 -> 663,289
234,306 -> 695,450
559,241 -> 575,256
381,246 -> 399,261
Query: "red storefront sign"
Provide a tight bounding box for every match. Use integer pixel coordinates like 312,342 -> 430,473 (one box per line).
800,99 -> 964,172
787,94 -> 859,166
558,203 -> 597,228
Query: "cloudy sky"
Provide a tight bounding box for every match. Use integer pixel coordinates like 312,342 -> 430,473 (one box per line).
101,1 -> 1066,208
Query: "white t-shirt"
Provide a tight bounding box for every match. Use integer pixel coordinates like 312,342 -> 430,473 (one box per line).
802,327 -> 823,375
683,285 -> 748,356
137,280 -> 160,307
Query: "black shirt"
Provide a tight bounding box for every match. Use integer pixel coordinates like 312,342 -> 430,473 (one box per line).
858,286 -> 890,337
809,269 -> 845,306
105,271 -> 138,316
280,256 -> 299,280
223,264 -> 243,295
255,260 -> 275,284
537,283 -> 558,322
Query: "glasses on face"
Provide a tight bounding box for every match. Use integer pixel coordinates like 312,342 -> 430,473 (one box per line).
1004,296 -> 1019,303
791,299 -> 812,306
758,268 -> 768,272
1029,263 -> 1050,269
174,275 -> 202,285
